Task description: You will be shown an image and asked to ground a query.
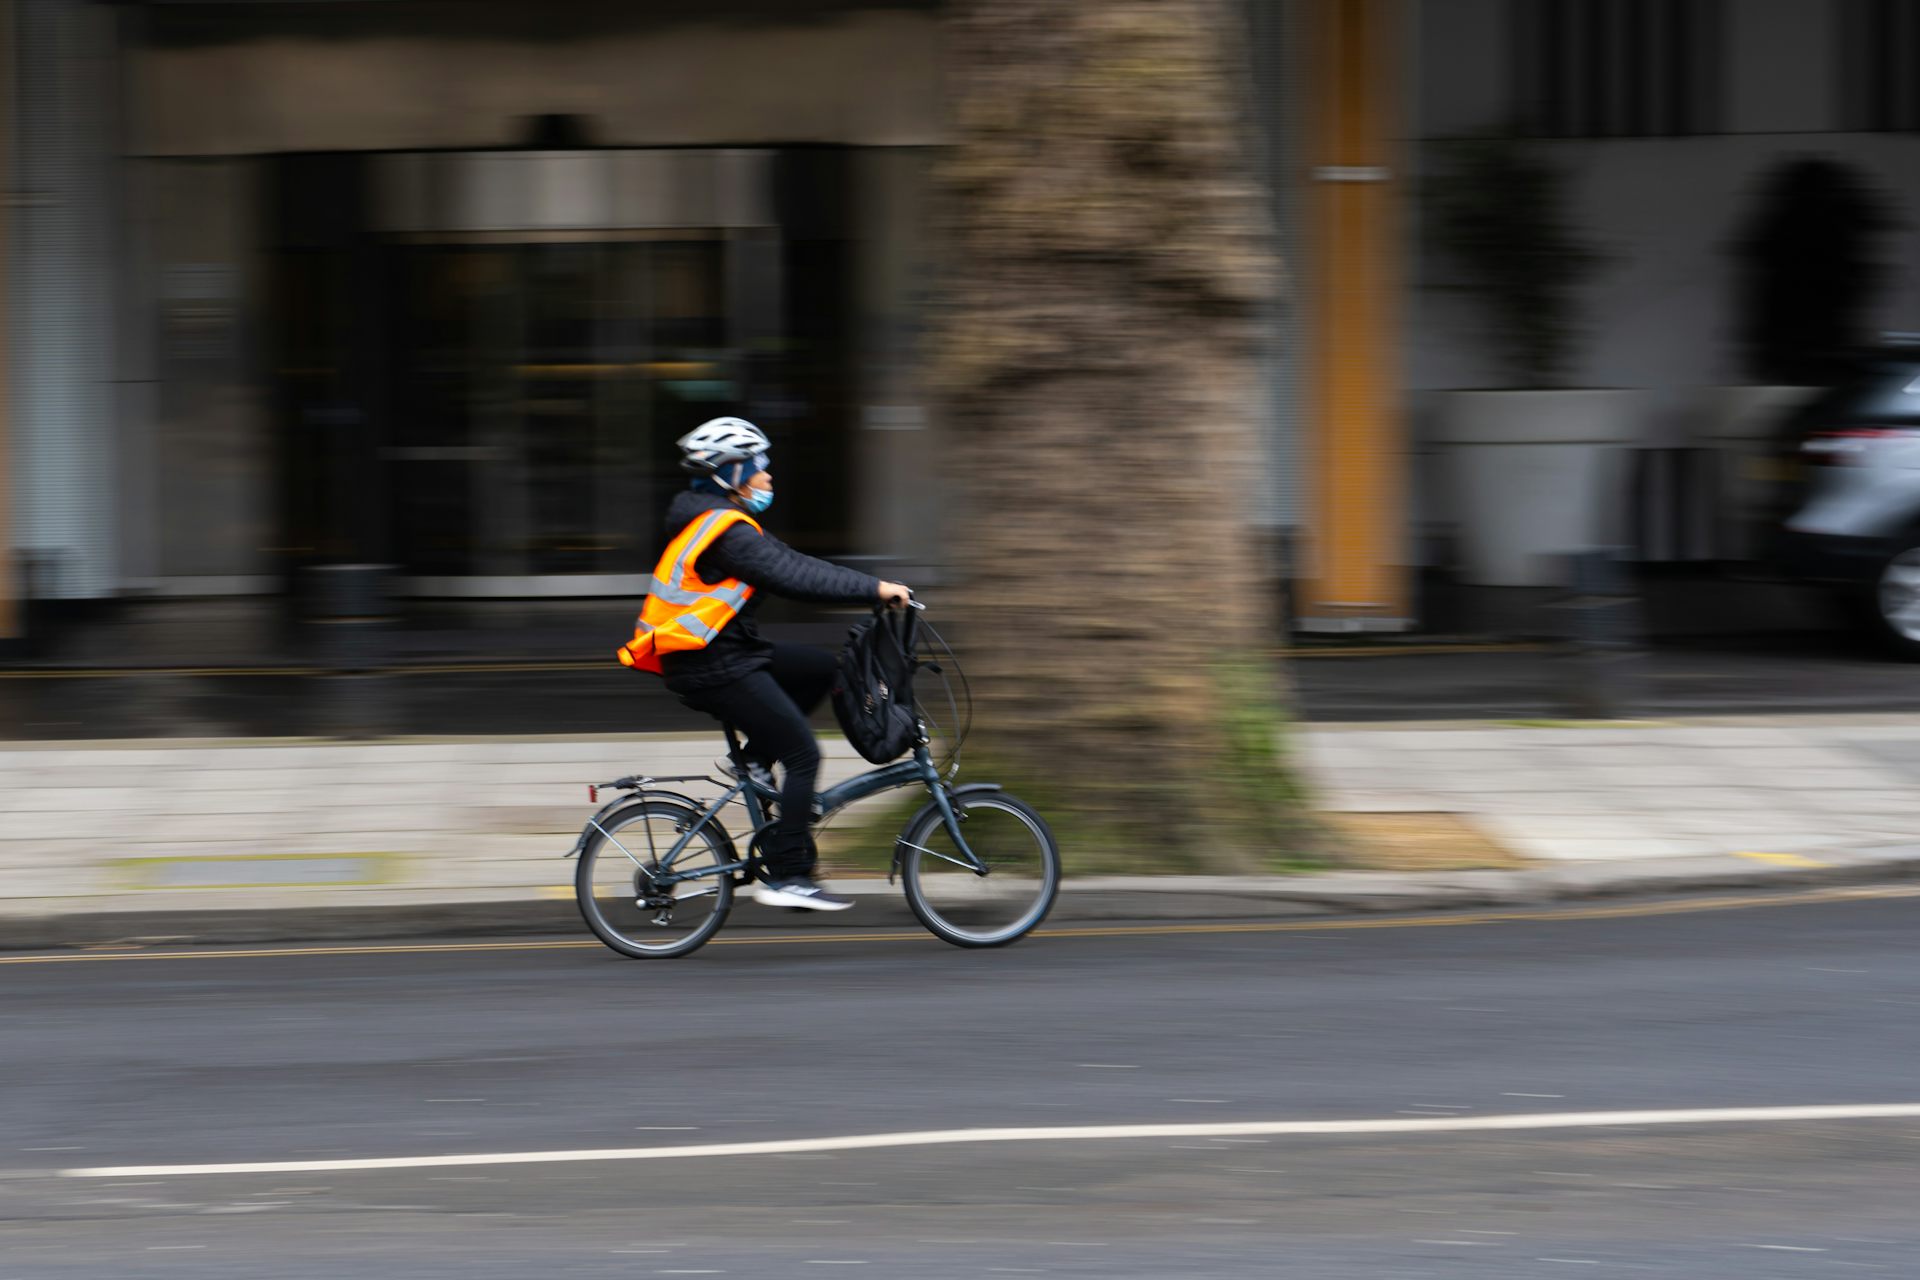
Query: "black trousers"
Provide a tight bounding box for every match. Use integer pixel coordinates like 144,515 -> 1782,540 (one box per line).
675,644 -> 838,881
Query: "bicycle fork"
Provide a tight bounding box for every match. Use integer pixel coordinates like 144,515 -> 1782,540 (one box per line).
889,782 -> 989,884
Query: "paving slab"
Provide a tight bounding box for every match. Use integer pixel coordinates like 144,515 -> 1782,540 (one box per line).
2,716 -> 1919,949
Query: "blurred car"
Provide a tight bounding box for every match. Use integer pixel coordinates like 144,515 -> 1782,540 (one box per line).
1770,341 -> 1920,658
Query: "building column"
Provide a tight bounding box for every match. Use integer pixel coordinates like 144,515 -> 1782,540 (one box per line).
12,0 -> 118,602
1296,0 -> 1409,632
0,0 -> 13,647
851,146 -> 937,582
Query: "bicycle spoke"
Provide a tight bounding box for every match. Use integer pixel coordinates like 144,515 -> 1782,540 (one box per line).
590,818 -> 649,871
902,793 -> 1059,948
578,802 -> 735,958
896,839 -> 982,873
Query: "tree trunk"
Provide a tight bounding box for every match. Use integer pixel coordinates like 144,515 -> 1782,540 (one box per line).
939,0 -> 1302,871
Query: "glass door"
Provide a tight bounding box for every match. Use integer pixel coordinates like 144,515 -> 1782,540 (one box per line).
386,246 -> 511,577
384,235 -> 735,584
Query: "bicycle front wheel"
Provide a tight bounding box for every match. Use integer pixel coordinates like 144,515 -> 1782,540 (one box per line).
576,801 -> 734,959
900,790 -> 1060,948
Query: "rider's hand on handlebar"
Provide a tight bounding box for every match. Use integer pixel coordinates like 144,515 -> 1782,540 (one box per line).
876,580 -> 913,609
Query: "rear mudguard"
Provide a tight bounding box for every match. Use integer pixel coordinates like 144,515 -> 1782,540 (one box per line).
891,782 -> 1004,884
562,788 -> 710,860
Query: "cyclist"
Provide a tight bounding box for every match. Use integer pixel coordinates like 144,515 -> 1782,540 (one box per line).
619,417 -> 911,911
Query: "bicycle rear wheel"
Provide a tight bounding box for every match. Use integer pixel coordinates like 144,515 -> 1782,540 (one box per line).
576,800 -> 734,959
900,790 -> 1060,948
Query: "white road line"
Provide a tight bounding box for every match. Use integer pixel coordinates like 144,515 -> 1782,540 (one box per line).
57,1103 -> 1920,1180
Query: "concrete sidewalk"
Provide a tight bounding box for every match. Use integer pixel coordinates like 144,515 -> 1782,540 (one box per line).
2,715 -> 1918,948
1303,716 -> 1920,862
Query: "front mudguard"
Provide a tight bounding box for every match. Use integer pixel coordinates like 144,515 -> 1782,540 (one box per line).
890,782 -> 1004,884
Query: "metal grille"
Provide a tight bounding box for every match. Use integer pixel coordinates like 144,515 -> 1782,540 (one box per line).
1626,447 -> 1719,563
1511,0 -> 1724,139
1839,0 -> 1920,132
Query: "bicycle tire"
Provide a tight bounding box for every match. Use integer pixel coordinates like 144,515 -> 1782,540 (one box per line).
576,800 -> 735,959
899,790 -> 1060,948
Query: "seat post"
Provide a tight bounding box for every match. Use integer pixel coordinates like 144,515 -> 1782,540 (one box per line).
721,722 -> 746,766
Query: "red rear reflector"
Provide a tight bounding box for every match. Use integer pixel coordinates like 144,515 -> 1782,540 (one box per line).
588,786 -> 598,802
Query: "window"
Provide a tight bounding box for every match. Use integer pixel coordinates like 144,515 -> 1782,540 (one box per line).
1510,0 -> 1724,138
1840,0 -> 1920,132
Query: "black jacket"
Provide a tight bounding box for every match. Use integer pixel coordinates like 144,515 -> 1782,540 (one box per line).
655,488 -> 881,692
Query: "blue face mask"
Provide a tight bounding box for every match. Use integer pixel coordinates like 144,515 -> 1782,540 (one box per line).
740,486 -> 774,514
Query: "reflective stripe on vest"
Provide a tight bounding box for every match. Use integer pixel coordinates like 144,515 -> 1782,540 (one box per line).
615,508 -> 763,674
646,576 -> 752,609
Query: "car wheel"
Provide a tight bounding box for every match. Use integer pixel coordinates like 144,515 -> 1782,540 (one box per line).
1869,541 -> 1920,660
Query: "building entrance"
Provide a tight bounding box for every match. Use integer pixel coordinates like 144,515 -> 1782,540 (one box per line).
267,148 -> 851,595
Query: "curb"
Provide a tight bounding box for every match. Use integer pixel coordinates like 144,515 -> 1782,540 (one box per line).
4,847 -> 1918,952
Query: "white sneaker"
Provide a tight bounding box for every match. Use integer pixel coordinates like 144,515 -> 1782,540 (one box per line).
754,877 -> 855,911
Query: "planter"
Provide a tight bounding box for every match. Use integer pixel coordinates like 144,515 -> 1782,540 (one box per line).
1695,385 -> 1821,561
1435,389 -> 1642,587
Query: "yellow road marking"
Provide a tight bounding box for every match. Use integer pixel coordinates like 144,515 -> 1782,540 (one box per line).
0,934 -> 931,963
1,884 -> 1914,966
1732,851 -> 1830,869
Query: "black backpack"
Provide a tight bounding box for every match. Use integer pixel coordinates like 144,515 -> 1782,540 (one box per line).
832,608 -> 922,765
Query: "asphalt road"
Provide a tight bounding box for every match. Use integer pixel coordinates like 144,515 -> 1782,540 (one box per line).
6,893 -> 1920,1277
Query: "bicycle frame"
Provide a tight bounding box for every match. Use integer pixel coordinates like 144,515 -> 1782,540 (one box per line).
568,744 -> 986,891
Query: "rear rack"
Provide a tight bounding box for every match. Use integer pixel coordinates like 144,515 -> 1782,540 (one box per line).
586,773 -> 713,802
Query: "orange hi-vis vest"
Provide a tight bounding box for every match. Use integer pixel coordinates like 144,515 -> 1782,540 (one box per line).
616,508 -> 763,674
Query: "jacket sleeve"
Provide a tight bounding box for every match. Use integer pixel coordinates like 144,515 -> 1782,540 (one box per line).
698,523 -> 881,605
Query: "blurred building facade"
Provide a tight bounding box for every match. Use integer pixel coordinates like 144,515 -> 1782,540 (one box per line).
1279,0 -> 1920,628
1404,0 -> 1920,617
3,0 -> 1919,649
4,0 -> 947,631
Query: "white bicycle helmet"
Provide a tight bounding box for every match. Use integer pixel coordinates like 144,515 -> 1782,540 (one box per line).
677,417 -> 771,485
